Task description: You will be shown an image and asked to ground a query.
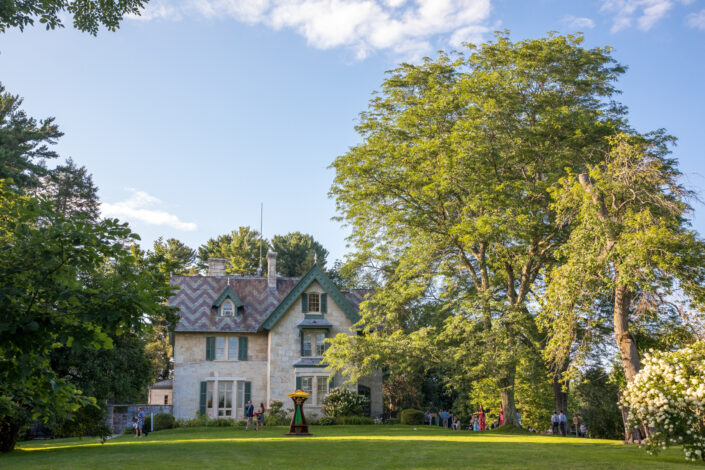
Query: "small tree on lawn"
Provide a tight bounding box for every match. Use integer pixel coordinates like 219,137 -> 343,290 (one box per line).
622,342 -> 705,461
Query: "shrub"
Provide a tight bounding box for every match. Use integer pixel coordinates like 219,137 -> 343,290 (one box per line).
50,405 -> 111,439
622,343 -> 705,462
265,400 -> 290,426
311,416 -> 337,425
400,409 -> 424,425
206,418 -> 235,427
385,418 -> 399,425
337,416 -> 374,425
322,388 -> 369,418
153,413 -> 175,431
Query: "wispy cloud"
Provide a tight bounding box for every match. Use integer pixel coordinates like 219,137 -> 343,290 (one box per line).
101,188 -> 197,231
562,15 -> 596,30
127,0 -> 182,20
687,8 -> 705,29
128,0 -> 492,59
600,0 -> 692,32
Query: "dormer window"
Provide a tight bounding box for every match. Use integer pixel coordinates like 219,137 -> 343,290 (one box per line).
221,300 -> 235,317
308,293 -> 320,312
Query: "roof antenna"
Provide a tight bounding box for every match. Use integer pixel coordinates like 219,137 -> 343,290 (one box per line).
257,202 -> 263,276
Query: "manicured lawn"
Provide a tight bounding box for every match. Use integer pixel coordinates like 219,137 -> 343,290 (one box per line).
2,425 -> 702,469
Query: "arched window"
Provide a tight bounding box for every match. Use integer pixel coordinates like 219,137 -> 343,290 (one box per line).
221,300 -> 235,317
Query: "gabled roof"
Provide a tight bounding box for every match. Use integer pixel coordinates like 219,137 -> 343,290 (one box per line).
260,264 -> 361,330
213,285 -> 244,309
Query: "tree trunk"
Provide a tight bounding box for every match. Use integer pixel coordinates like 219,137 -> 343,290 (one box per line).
552,373 -> 568,414
0,419 -> 21,453
499,367 -> 519,427
614,283 -> 640,442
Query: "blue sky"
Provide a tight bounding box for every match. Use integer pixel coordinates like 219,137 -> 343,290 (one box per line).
1,0 -> 704,265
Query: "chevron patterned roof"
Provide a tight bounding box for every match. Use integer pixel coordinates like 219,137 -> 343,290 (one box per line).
170,275 -> 371,333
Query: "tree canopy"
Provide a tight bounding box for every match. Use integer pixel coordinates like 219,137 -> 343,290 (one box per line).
271,231 -> 328,277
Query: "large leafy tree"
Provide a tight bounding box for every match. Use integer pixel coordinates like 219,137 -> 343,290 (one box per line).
197,226 -> 267,275
0,183 -> 176,451
326,33 -> 629,426
271,232 -> 329,277
150,237 -> 197,276
34,158 -> 100,220
541,133 -> 705,437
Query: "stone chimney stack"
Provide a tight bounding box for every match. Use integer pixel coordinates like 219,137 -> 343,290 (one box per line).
267,250 -> 278,288
208,258 -> 228,277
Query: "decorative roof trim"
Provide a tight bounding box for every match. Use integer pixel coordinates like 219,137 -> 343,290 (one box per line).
213,285 -> 245,309
261,265 -> 360,330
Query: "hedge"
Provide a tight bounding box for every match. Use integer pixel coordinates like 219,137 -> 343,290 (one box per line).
400,409 -> 425,425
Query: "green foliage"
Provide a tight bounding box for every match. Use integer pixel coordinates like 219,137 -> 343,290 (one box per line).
264,400 -> 289,426
33,158 -> 100,221
150,237 -> 197,276
270,232 -> 329,277
399,409 -> 424,425
336,416 -> 374,425
312,416 -> 337,425
153,414 -> 175,431
322,388 -> 369,418
0,84 -> 61,191
206,418 -> 236,427
0,182 -> 177,452
198,226 -> 267,275
385,418 -> 399,425
326,32 -> 631,428
569,368 -> 622,440
0,0 -> 147,34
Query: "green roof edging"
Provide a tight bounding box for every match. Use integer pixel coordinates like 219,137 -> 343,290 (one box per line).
261,264 -> 360,330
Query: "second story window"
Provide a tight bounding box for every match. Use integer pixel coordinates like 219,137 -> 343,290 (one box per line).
221,300 -> 235,317
302,332 -> 326,357
308,293 -> 320,312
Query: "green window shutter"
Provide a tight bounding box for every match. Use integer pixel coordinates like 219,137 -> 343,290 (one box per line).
329,375 -> 335,389
206,336 -> 215,361
300,331 -> 304,356
199,382 -> 207,416
244,381 -> 251,404
296,376 -> 302,390
301,293 -> 308,313
321,293 -> 327,313
238,336 -> 248,361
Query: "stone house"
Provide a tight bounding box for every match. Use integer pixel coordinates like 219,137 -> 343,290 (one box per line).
148,379 -> 173,405
170,252 -> 382,420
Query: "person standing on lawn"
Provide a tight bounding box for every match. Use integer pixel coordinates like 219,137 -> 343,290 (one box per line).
245,400 -> 255,431
256,403 -> 265,431
551,411 -> 560,435
478,406 -> 486,431
136,407 -> 146,438
559,410 -> 567,436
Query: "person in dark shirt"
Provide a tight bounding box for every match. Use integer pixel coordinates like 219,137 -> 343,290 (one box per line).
245,401 -> 255,431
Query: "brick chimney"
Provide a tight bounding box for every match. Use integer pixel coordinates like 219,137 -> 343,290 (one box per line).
208,258 -> 227,276
267,250 -> 278,288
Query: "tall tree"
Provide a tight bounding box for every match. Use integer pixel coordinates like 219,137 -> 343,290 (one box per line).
271,232 -> 329,277
150,237 -> 197,276
197,227 -> 267,275
34,158 -> 100,220
0,84 -> 61,192
326,33 -> 628,426
541,133 -> 705,437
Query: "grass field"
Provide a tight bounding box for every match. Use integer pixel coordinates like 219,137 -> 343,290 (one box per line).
2,425 -> 703,469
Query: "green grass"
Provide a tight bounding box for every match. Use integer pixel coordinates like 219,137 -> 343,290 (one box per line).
2,425 -> 703,469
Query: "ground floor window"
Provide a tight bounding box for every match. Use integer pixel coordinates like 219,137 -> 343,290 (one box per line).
316,377 -> 329,405
301,376 -> 313,397
218,381 -> 233,417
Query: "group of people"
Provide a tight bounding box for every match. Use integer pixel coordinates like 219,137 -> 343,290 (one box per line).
132,407 -> 146,437
548,410 -> 587,437
245,401 -> 266,431
425,410 -> 463,430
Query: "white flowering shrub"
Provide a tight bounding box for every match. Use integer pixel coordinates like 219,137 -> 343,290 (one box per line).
621,342 -> 705,462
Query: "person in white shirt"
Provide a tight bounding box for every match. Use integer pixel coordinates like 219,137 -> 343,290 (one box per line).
551,411 -> 559,435
559,411 -> 567,436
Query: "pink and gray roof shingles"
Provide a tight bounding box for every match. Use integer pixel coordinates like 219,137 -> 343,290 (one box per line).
170,275 -> 369,333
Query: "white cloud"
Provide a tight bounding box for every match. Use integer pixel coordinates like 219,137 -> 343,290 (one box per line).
562,15 -> 596,30
101,188 -> 197,231
127,0 -> 182,20
600,0 -> 692,32
687,8 -> 705,29
129,0 -> 491,59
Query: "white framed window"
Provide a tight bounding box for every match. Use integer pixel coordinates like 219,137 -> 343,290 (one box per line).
302,332 -> 326,357
302,334 -> 312,357
308,293 -> 320,312
228,337 -> 238,360
218,381 -> 233,417
301,376 -> 313,397
215,337 -> 226,359
221,300 -> 235,316
316,377 -> 329,405
315,333 -> 326,356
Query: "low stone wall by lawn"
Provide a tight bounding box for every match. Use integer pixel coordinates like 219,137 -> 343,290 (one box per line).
106,404 -> 172,434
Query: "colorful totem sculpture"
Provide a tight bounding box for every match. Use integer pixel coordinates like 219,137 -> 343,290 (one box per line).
286,389 -> 311,436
